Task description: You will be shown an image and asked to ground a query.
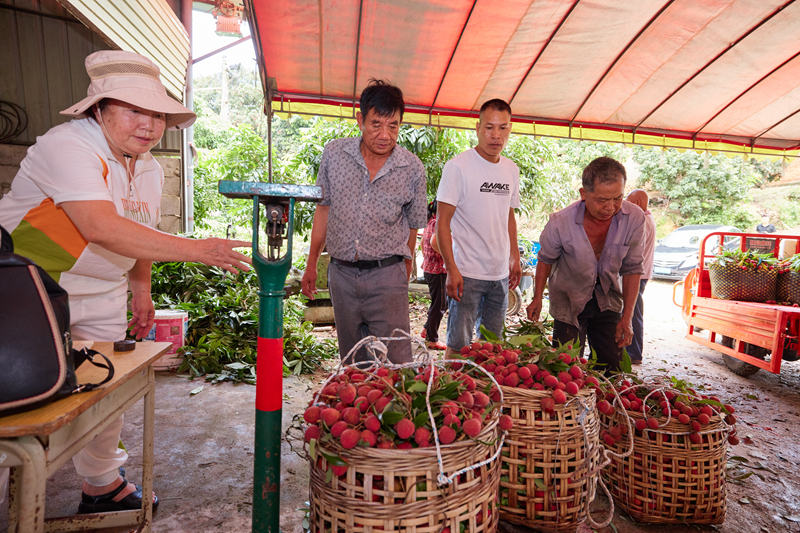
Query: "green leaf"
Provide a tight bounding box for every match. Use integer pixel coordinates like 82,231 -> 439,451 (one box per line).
381,411 -> 404,426
413,411 -> 430,427
479,325 -> 500,343
407,381 -> 429,393
319,451 -> 346,467
533,478 -> 546,490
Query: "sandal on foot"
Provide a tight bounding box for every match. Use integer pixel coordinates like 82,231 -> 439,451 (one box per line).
426,341 -> 447,350
78,478 -> 159,514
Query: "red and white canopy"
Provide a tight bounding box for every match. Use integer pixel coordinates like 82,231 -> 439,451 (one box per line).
247,0 -> 800,155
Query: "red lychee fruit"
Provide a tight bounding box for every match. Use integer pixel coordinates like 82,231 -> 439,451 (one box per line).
304,425 -> 321,442
331,465 -> 347,477
543,375 -> 559,388
330,420 -> 348,438
473,391 -> 490,408
439,425 -> 456,445
414,427 -> 431,447
552,389 -> 567,404
504,373 -> 520,387
395,418 -> 415,440
499,414 -> 513,431
321,407 -> 341,427
565,381 -> 579,395
339,384 -> 357,405
541,397 -> 555,413
443,413 -> 461,428
365,415 -> 380,433
457,391 -> 474,408
374,396 -> 391,414
340,428 -> 361,449
303,405 -> 321,424
360,429 -> 377,447
342,407 -> 361,426
463,418 -> 482,437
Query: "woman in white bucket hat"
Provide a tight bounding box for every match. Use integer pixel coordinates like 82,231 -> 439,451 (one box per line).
0,50 -> 251,513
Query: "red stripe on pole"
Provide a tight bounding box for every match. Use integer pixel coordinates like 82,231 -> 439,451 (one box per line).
256,337 -> 283,412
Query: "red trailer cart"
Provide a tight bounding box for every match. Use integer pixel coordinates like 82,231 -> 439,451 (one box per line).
673,231 -> 800,376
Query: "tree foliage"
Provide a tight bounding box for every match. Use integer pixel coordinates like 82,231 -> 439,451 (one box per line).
632,147 -> 767,228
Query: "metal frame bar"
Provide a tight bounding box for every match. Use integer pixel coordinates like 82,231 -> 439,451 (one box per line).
0,368 -> 156,532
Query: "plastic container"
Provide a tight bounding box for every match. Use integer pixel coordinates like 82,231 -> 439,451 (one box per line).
145,309 -> 189,370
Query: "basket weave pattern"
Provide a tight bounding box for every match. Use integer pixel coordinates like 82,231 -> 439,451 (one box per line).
309,421 -> 501,532
497,386 -> 600,532
599,411 -> 727,524
777,271 -> 800,305
708,263 -> 777,302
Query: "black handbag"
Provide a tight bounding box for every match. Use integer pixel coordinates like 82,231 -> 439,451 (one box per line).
0,225 -> 114,413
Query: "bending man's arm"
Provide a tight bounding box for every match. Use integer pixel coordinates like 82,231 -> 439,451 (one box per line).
525,261 -> 552,322
615,273 -> 640,347
61,200 -> 251,273
301,205 -> 330,299
436,202 -> 462,301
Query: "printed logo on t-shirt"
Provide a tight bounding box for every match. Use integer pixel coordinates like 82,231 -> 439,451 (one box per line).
122,198 -> 153,224
480,181 -> 511,195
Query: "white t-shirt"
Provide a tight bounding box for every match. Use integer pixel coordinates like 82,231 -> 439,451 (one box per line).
642,211 -> 656,280
0,118 -> 163,297
436,148 -> 520,281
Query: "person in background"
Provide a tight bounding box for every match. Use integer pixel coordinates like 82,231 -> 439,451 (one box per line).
421,200 -> 447,350
0,50 -> 251,513
526,157 -> 644,373
300,80 -> 427,364
436,98 -> 521,357
756,212 -> 776,233
625,189 -> 656,365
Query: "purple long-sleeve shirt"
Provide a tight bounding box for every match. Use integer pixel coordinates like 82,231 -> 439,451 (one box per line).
538,200 -> 645,328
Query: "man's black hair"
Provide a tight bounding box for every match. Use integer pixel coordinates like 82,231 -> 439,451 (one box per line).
359,79 -> 405,120
582,157 -> 627,192
479,98 -> 512,116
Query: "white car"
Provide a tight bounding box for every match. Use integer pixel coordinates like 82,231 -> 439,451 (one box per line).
652,225 -> 740,281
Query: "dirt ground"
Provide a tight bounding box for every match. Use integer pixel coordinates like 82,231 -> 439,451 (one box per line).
3,280 -> 800,532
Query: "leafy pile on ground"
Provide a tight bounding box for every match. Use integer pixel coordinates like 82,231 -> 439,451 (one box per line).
149,261 -> 337,382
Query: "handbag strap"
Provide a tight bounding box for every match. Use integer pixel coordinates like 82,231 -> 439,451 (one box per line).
72,348 -> 115,393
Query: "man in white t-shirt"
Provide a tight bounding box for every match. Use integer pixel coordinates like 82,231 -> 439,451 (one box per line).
625,189 -> 656,364
436,99 -> 521,356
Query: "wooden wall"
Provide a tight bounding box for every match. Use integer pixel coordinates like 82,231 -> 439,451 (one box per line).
0,0 -> 182,150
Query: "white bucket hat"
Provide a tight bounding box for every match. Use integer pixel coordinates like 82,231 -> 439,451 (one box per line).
60,50 -> 196,130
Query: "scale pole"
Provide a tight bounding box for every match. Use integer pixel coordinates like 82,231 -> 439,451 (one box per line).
251,197 -> 293,532
218,181 -> 321,532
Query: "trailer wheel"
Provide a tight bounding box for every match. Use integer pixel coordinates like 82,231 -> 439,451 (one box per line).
720,336 -> 766,377
507,287 -> 523,316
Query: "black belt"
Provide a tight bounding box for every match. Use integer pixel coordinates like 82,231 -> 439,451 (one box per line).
331,255 -> 404,270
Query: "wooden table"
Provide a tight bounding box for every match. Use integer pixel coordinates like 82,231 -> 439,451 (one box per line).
0,341 -> 171,532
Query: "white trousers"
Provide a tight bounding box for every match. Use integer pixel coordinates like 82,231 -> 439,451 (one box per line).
68,286 -> 130,487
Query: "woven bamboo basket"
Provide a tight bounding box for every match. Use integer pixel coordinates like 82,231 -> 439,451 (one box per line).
708,263 -> 777,302
309,419 -> 501,532
598,410 -> 727,524
497,386 -> 601,533
777,271 -> 800,305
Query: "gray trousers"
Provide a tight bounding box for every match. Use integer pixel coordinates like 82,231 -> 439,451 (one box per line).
328,260 -> 412,364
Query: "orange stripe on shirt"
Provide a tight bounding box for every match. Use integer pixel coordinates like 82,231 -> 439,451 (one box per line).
22,198 -> 88,259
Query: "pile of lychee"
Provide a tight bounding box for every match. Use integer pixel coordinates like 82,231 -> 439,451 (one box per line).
458,341 -> 597,410
593,376 -> 740,447
303,364 -> 512,465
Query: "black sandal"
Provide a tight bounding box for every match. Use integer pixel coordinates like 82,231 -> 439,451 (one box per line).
78,477 -> 159,514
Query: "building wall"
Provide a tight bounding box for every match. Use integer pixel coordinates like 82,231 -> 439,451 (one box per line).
0,143 -> 182,234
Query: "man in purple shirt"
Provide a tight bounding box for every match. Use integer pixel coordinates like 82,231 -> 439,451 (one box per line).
301,80 -> 427,363
526,157 -> 644,372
